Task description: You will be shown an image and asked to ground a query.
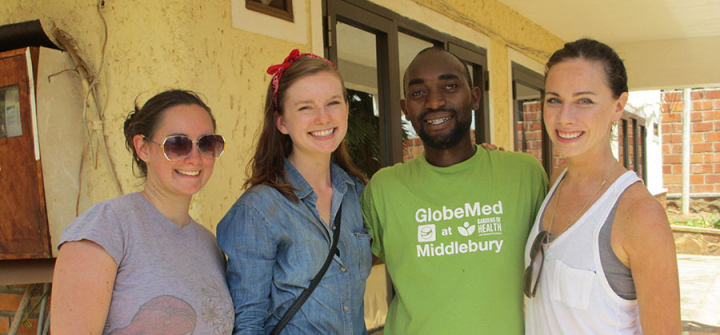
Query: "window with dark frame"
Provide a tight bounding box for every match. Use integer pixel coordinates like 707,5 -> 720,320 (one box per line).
325,0 -> 489,177
511,62 -> 558,177
618,112 -> 647,182
246,0 -> 293,22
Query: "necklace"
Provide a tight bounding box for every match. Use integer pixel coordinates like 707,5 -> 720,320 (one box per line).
547,164 -> 619,245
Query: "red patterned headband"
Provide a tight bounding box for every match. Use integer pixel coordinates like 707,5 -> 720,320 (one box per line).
267,49 -> 336,111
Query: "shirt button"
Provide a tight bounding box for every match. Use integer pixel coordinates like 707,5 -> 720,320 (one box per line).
341,266 -> 347,272
332,226 -> 336,231
343,306 -> 349,312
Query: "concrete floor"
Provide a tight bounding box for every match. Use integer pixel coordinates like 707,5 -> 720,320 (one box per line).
679,254 -> 720,334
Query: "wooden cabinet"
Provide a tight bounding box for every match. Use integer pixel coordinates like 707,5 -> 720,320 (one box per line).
0,48 -> 50,259
0,47 -> 84,260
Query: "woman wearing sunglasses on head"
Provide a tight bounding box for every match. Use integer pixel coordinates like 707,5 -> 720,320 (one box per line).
51,90 -> 233,335
216,50 -> 371,335
523,39 -> 680,334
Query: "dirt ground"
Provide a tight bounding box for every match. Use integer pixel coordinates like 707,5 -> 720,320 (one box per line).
666,210 -> 720,229
664,198 -> 720,229
665,202 -> 720,229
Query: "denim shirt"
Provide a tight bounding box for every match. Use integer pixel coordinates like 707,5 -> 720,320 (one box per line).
217,160 -> 372,335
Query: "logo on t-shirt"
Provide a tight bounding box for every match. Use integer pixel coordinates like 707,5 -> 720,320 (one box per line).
413,200 -> 506,258
417,224 -> 436,242
457,222 -> 476,236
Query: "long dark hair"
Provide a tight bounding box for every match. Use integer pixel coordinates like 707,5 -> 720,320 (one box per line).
123,90 -> 215,177
244,56 -> 365,202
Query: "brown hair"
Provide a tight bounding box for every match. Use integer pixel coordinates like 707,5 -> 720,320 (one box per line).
244,56 -> 365,202
123,89 -> 215,177
545,38 -> 628,99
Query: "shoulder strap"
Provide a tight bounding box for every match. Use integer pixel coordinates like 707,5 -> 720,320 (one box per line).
270,203 -> 343,335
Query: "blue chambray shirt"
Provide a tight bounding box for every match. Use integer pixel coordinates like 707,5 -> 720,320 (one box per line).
217,159 -> 372,335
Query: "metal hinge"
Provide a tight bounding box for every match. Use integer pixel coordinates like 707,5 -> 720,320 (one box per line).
326,15 -> 333,48
485,70 -> 490,91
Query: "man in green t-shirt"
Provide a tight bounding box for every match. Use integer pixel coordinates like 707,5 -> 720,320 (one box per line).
361,47 -> 548,334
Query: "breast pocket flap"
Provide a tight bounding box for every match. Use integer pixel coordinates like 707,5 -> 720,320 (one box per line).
551,259 -> 595,310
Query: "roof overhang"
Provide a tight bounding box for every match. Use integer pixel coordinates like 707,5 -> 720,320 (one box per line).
497,0 -> 720,90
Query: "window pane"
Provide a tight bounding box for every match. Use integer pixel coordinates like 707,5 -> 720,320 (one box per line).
261,0 -> 287,10
515,82 -> 542,163
336,21 -> 382,177
1,86 -> 22,139
398,32 -> 433,162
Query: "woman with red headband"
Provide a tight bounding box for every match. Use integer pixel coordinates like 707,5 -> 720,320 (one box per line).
216,50 -> 371,334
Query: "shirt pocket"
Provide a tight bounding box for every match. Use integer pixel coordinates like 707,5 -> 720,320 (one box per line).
353,230 -> 372,279
551,259 -> 595,310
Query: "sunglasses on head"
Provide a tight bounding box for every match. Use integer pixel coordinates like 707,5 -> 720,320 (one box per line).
143,134 -> 225,161
523,230 -> 549,298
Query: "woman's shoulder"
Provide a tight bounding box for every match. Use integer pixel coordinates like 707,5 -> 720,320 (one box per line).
614,181 -> 670,238
217,185 -> 295,239
618,182 -> 665,217
71,193 -> 141,225
59,194 -> 145,264
612,177 -> 677,288
87,192 -> 147,213
240,183 -> 282,199
230,184 -> 293,213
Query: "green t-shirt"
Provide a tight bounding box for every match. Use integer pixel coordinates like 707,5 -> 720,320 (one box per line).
361,146 -> 547,334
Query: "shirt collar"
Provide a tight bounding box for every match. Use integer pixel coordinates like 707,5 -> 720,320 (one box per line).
284,159 -> 355,200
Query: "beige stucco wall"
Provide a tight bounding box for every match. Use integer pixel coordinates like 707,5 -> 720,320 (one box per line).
1,0 -> 311,239
1,0 -> 563,240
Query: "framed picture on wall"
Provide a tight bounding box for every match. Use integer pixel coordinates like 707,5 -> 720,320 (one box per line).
246,0 -> 293,22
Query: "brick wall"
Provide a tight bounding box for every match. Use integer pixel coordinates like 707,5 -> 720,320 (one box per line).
516,100 -> 544,162
661,88 -> 720,195
516,100 -> 566,176
403,137 -> 424,162
0,284 -> 47,335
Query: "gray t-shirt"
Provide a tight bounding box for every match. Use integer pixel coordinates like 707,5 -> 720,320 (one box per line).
60,193 -> 233,335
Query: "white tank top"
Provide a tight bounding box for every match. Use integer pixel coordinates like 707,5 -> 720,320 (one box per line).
524,169 -> 642,335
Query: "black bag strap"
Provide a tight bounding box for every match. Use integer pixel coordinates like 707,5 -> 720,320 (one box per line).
270,203 -> 343,335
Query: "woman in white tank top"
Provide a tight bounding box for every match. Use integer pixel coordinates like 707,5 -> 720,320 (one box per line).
523,39 -> 681,334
